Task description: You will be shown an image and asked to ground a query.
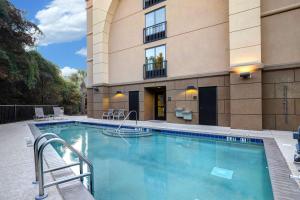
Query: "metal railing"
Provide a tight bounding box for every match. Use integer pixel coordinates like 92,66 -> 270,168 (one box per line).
143,0 -> 166,9
116,110 -> 138,132
143,21 -> 167,43
0,105 -> 56,124
34,133 -> 94,199
143,60 -> 167,79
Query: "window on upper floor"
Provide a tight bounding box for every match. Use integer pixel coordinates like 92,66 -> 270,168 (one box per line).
144,45 -> 167,79
143,0 -> 166,9
144,7 -> 166,43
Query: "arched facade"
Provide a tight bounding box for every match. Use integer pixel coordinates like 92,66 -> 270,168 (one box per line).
86,0 -> 300,131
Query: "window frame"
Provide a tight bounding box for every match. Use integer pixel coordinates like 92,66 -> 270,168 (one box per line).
145,44 -> 166,64
145,6 -> 166,28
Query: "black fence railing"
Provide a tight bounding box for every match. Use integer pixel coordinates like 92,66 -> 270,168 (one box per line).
0,105 -> 57,124
143,21 -> 166,43
143,0 -> 165,9
143,60 -> 167,79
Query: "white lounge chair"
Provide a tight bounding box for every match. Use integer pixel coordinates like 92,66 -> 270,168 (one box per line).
113,109 -> 126,120
34,107 -> 50,120
102,109 -> 114,119
53,107 -> 64,120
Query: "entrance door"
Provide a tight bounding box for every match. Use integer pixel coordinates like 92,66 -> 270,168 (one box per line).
155,91 -> 166,120
199,87 -> 217,125
129,91 -> 139,120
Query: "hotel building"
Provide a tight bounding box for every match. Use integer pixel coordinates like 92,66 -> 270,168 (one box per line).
86,0 -> 300,131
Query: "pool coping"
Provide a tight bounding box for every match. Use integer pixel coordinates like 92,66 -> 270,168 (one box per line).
28,123 -> 94,200
264,138 -> 300,199
31,120 -> 300,200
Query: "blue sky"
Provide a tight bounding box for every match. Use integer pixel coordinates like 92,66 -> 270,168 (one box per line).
11,0 -> 87,76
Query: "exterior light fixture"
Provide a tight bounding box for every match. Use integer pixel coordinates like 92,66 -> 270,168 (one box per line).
116,90 -> 123,95
240,72 -> 251,79
186,85 -> 196,90
93,87 -> 99,92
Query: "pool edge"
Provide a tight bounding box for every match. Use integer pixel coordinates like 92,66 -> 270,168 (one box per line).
263,138 -> 300,200
32,120 -> 300,200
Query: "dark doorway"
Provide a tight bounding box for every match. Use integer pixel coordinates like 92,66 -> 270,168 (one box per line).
129,91 -> 139,120
155,90 -> 166,120
199,87 -> 217,125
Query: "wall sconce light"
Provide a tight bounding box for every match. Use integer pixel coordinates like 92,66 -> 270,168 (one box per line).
186,85 -> 196,90
116,90 -> 123,95
240,72 -> 251,79
93,87 -> 99,92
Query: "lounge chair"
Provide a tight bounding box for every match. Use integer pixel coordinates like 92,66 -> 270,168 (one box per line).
34,107 -> 50,120
113,109 -> 126,120
102,109 -> 114,119
53,107 -> 64,120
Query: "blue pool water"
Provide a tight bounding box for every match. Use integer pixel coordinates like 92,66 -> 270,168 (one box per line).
38,122 -> 273,200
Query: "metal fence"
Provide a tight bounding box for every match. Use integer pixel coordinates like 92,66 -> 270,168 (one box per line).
0,105 -> 57,124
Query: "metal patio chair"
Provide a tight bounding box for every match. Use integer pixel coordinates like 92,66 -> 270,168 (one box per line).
102,109 -> 114,119
113,109 -> 126,120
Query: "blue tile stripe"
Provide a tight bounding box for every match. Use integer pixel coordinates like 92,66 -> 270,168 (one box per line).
34,121 -> 264,145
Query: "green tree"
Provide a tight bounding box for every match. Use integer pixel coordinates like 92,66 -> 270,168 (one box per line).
0,0 -> 41,84
0,0 -> 82,114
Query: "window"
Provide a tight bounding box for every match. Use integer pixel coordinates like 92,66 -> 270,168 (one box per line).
144,45 -> 167,79
145,45 -> 166,68
144,7 -> 166,43
145,7 -> 165,27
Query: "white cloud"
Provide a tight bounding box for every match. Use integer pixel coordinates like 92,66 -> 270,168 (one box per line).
75,47 -> 87,57
60,66 -> 78,77
35,0 -> 86,46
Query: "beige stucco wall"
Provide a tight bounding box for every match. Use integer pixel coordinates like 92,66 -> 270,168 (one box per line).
108,0 -> 229,84
262,8 -> 300,65
229,0 -> 261,68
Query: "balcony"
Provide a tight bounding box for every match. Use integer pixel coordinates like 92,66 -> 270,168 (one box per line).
143,22 -> 166,43
144,60 -> 167,79
143,0 -> 165,9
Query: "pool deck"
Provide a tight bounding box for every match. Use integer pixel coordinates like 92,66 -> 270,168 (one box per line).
0,115 -> 299,200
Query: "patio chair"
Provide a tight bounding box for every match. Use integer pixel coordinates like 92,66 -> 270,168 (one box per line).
34,107 -> 50,120
113,109 -> 126,120
53,107 -> 64,120
102,109 -> 114,119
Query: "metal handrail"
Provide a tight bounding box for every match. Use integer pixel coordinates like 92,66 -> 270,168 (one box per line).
143,0 -> 166,9
33,133 -> 59,183
110,110 -> 138,145
116,110 -> 138,132
35,137 -> 94,199
143,21 -> 167,43
143,60 -> 167,79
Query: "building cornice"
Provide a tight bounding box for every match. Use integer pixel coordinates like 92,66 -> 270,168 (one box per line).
261,3 -> 300,17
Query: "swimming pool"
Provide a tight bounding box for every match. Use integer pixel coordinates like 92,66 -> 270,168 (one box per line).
38,122 -> 274,200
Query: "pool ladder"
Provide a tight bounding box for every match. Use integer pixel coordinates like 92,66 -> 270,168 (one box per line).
33,133 -> 94,200
110,110 -> 138,145
116,110 -> 138,132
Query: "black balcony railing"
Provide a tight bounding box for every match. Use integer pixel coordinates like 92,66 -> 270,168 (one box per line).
143,21 -> 166,43
143,0 -> 165,9
144,60 -> 167,79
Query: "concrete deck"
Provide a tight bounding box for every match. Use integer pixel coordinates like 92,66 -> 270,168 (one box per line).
0,116 -> 299,199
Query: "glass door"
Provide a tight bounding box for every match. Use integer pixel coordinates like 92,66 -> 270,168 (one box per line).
155,91 -> 166,120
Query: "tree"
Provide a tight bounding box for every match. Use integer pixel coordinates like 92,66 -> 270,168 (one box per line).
0,0 -> 41,84
0,0 -> 82,115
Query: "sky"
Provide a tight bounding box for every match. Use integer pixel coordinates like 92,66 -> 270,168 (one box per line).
11,0 -> 87,76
